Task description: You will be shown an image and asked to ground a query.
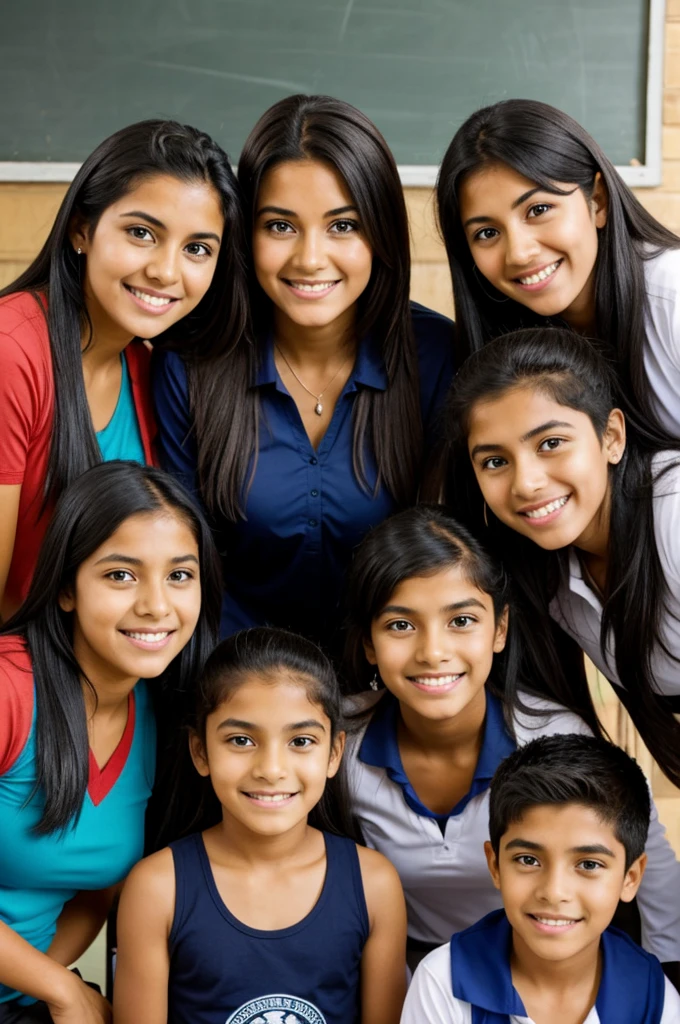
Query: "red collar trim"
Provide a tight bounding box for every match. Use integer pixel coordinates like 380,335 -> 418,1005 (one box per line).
88,690 -> 136,806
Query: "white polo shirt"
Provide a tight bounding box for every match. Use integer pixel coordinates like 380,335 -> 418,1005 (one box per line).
549,454 -> 680,696
401,917 -> 680,1024
345,689 -> 680,963
643,247 -> 680,438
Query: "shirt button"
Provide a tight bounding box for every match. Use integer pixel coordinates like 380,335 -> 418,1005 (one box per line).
310,489 -> 319,497
309,457 -> 318,465
308,518 -> 318,527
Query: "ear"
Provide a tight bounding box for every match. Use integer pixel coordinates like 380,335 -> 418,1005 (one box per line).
189,731 -> 211,778
591,171 -> 609,230
493,605 -> 509,654
58,588 -> 75,613
362,636 -> 377,666
484,840 -> 502,890
604,408 -> 626,465
619,852 -> 647,903
68,213 -> 90,255
326,730 -> 346,780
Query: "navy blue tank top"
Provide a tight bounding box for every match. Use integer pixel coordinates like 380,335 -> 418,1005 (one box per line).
168,830 -> 370,1024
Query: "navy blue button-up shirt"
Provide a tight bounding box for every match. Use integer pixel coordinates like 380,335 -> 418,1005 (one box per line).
153,302 -> 454,647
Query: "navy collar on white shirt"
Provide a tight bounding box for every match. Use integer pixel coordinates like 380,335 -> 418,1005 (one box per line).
358,689 -> 516,821
450,909 -> 666,1024
254,330 -> 389,392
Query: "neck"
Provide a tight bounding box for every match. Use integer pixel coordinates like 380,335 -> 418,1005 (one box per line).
273,306 -> 357,367
572,487 -> 612,592
214,811 -> 313,866
82,673 -> 137,720
398,685 -> 487,756
511,930 -> 602,1003
81,300 -> 135,373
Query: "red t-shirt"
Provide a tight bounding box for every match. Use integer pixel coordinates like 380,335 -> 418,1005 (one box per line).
0,292 -> 157,616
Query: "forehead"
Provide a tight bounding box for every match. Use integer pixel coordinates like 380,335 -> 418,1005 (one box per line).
503,802 -> 624,854
459,162 -> 540,212
103,173 -> 224,227
83,511 -> 198,564
211,674 -> 330,727
257,159 -> 353,211
380,564 -> 494,614
467,385 -> 589,447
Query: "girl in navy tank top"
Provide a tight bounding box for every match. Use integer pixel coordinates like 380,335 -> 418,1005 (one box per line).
114,627 -> 407,1024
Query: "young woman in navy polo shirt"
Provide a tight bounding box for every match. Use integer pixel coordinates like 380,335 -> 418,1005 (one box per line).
0,119 -> 247,622
343,506 -> 680,975
153,94 -> 455,652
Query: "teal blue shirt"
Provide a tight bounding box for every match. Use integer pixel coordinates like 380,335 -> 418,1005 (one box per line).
96,356 -> 146,464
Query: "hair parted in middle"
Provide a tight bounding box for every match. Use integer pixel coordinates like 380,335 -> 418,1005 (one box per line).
488,734 -> 651,870
186,93 -> 423,522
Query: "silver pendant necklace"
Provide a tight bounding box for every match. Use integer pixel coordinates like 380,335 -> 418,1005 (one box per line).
275,344 -> 351,416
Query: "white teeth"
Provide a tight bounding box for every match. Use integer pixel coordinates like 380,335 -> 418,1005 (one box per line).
124,631 -> 169,643
533,916 -> 578,927
290,281 -> 337,292
523,496 -> 569,519
518,260 -> 561,285
247,793 -> 294,802
129,287 -> 173,306
411,674 -> 462,687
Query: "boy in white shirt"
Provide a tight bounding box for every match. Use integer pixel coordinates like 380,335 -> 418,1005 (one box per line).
401,734 -> 680,1024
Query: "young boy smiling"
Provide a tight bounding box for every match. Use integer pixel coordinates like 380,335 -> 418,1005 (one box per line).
401,735 -> 680,1023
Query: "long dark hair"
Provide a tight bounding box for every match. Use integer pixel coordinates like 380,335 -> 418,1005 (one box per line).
1,461 -> 222,834
343,504 -> 601,736
2,119 -> 249,509
184,626 -> 359,840
445,326 -> 680,784
186,93 -> 422,521
436,98 -> 678,437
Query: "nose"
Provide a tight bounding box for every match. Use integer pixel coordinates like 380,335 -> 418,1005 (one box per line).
534,863 -> 573,906
504,222 -> 541,270
510,453 -> 550,500
145,245 -> 180,286
252,742 -> 287,783
291,229 -> 327,273
134,578 -> 171,620
415,625 -> 452,667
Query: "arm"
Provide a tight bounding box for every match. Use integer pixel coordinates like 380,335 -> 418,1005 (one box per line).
46,885 -> 119,967
400,946 -> 464,1024
357,846 -> 408,1024
0,485 -> 20,620
636,791 -> 680,973
113,849 -> 175,1024
0,919 -> 110,1023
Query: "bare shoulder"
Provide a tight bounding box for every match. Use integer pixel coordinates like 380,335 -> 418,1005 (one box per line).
120,846 -> 176,915
356,844 -> 403,896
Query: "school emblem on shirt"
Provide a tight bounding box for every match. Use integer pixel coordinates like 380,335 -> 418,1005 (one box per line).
226,993 -> 327,1024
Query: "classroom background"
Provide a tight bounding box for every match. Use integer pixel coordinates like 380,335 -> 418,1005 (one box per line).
1,1 -> 679,982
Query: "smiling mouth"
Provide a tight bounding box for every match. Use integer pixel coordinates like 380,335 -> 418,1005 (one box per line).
243,791 -> 298,803
124,284 -> 178,307
120,629 -> 173,646
529,913 -> 583,929
515,259 -> 562,286
283,279 -> 340,293
520,495 -> 570,519
408,673 -> 464,688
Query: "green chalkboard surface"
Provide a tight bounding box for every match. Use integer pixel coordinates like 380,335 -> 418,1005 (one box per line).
1,0 -> 649,168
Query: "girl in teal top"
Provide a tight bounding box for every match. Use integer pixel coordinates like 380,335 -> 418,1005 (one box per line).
0,461 -> 220,1023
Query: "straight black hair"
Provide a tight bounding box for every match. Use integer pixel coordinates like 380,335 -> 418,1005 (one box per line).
186,93 -> 423,521
1,461 -> 222,834
489,734 -> 650,870
342,505 -> 600,735
2,119 -> 249,510
182,626 -> 359,841
445,326 -> 680,785
436,98 -> 678,439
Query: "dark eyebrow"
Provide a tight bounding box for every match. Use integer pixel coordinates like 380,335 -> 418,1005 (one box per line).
94,553 -> 199,567
216,717 -> 326,732
463,187 -> 544,229
505,838 -> 543,851
324,205 -> 357,217
119,210 -> 221,244
470,420 -> 574,460
379,598 -> 486,616
571,844 -> 615,857
257,205 -> 296,217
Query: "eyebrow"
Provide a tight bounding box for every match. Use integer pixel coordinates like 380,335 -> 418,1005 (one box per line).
119,210 -> 221,244
504,839 -> 615,857
256,204 -> 358,219
216,717 -> 326,732
93,553 -> 199,566
379,598 -> 486,616
470,420 -> 574,460
463,187 -> 544,229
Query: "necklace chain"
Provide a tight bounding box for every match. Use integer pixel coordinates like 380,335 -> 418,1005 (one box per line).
275,344 -> 351,415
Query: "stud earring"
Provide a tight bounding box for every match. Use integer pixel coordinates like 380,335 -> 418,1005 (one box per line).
77,247 -> 83,255
369,672 -> 380,692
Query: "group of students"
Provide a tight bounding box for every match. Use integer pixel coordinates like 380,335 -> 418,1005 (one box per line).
1,91 -> 680,1024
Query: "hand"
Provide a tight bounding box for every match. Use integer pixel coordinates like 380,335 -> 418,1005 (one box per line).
47,975 -> 112,1024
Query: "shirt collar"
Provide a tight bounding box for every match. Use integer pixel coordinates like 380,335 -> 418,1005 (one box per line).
253,330 -> 388,391
564,549 -> 603,613
358,689 -> 516,820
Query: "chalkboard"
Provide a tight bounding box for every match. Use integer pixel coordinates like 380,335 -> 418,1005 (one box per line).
0,0 -> 663,184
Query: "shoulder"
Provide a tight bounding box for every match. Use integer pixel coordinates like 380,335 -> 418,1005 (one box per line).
0,636 -> 35,774
0,292 -> 50,368
123,845 -> 176,899
356,843 -> 402,891
643,247 -> 680,301
511,690 -> 592,745
409,301 -> 455,358
402,944 -> 467,1023
152,348 -> 189,391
